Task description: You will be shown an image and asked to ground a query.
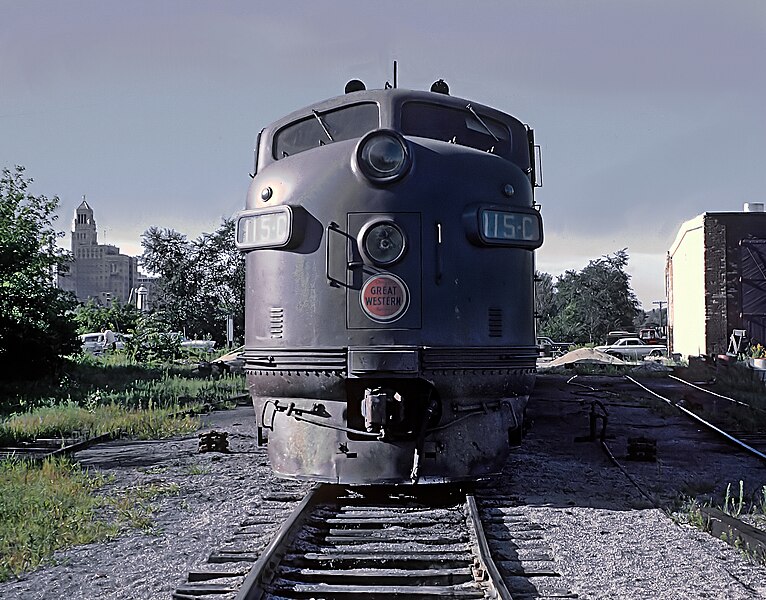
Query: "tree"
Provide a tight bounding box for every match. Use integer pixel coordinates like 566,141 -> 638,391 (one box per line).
73,298 -> 142,335
140,219 -> 245,344
534,271 -> 557,325
537,249 -> 640,345
0,166 -> 80,378
123,312 -> 182,364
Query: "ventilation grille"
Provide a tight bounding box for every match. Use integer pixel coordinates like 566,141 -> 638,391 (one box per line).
270,307 -> 284,339
488,307 -> 503,338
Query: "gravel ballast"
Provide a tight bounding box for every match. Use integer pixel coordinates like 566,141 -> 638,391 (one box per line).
1,374 -> 765,599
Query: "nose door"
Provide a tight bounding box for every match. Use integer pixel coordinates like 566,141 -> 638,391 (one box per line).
346,212 -> 421,330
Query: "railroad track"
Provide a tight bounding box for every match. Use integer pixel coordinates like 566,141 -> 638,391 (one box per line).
0,432 -> 114,461
174,483 -> 572,599
626,375 -> 766,463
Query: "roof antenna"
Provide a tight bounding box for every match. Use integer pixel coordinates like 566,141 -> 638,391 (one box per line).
393,60 -> 398,89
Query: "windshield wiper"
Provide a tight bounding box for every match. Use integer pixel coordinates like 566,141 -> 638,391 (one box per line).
312,110 -> 334,142
466,103 -> 499,142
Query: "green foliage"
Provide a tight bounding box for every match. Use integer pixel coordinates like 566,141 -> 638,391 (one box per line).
123,313 -> 182,363
534,271 -> 557,326
106,481 -> 180,533
0,355 -> 246,416
0,359 -> 246,580
74,298 -> 141,335
635,306 -> 667,332
0,166 -> 80,379
673,482 -> 766,547
536,249 -> 640,345
140,219 -> 244,345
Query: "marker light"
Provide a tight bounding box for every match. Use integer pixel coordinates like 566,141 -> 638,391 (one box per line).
362,221 -> 406,265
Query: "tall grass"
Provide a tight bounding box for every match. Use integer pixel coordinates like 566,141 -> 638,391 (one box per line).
0,457 -> 117,580
0,362 -> 245,444
0,354 -> 246,416
0,457 -> 186,581
0,402 -> 200,446
0,372 -> 246,445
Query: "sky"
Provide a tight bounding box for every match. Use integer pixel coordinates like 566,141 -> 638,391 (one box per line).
2,0 -> 765,309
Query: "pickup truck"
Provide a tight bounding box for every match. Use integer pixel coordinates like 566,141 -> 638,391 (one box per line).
595,337 -> 666,360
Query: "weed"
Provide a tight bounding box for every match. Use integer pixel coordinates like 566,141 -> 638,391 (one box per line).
105,481 -> 181,534
670,497 -> 706,528
141,466 -> 169,475
673,480 -> 766,557
0,359 -> 247,417
724,480 -> 745,518
0,457 -> 118,581
186,464 -> 211,476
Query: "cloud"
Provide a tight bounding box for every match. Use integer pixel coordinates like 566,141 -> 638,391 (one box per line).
4,0 -> 766,309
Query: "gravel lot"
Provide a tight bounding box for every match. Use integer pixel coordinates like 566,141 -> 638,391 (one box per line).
1,373 -> 765,599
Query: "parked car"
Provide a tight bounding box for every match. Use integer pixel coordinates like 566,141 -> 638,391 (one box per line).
605,330 -> 634,346
161,332 -> 216,352
595,337 -> 666,360
183,339 -> 215,351
537,336 -> 573,357
79,332 -> 128,353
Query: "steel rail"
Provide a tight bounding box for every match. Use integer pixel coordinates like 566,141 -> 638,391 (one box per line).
235,483 -> 329,600
626,375 -> 766,463
0,432 -> 115,462
669,374 -> 766,415
465,493 -> 514,599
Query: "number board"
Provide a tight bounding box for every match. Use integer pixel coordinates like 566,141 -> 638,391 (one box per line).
481,209 -> 541,244
463,204 -> 543,249
235,206 -> 293,249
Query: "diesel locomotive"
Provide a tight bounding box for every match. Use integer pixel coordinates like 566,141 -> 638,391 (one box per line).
235,78 -> 543,485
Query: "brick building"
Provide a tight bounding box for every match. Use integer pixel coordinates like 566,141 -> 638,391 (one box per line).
666,205 -> 766,358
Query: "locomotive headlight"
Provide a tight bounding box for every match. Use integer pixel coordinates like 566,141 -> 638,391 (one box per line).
355,130 -> 411,183
361,221 -> 406,265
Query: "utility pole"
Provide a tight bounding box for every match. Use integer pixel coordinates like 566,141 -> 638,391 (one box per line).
653,300 -> 666,333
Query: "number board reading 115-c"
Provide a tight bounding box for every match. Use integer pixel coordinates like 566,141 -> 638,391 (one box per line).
235,206 -> 293,250
480,208 -> 542,248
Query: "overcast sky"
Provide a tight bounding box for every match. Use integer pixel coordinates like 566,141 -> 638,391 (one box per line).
2,0 -> 764,308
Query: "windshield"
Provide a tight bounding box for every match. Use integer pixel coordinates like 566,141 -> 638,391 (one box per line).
401,101 -> 512,157
273,103 -> 379,160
